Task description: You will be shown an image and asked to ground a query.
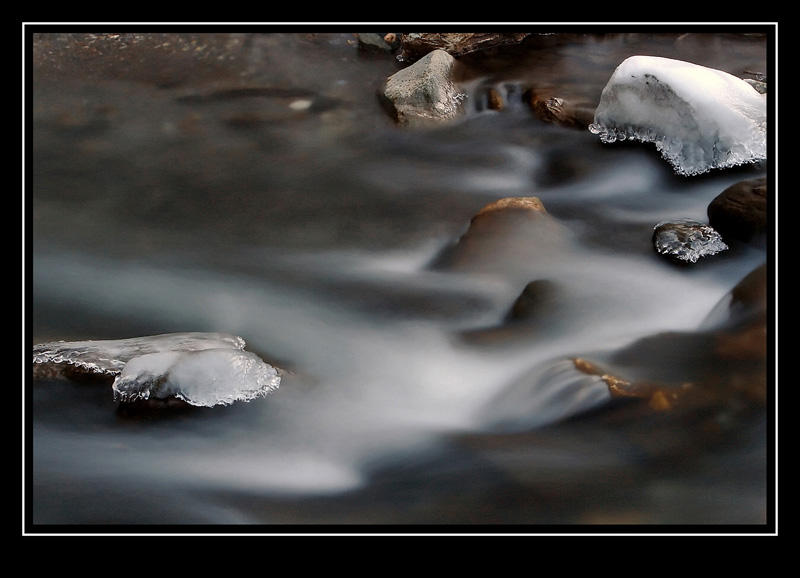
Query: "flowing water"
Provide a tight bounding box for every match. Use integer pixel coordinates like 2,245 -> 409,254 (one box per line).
28,31 -> 772,529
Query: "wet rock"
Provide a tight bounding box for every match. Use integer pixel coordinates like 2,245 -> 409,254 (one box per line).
355,33 -> 395,54
505,279 -> 559,323
380,49 -> 467,128
459,278 -> 562,345
573,262 -> 768,411
528,90 -> 596,128
486,87 -> 505,111
652,218 -> 728,264
432,197 -> 565,274
399,33 -> 531,61
707,176 -> 767,245
703,262 -> 768,362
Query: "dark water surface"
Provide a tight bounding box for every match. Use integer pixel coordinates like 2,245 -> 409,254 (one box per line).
28,30 -> 772,530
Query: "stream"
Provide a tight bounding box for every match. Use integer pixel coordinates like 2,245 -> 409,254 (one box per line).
28,30 -> 772,530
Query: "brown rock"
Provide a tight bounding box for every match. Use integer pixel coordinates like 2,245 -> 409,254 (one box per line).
486,87 -> 504,111
399,33 -> 531,61
473,196 -> 547,219
457,278 -> 561,346
432,196 -> 565,275
505,279 -> 558,322
707,177 -> 767,244
572,263 -> 769,410
712,263 -> 768,362
529,91 -> 596,128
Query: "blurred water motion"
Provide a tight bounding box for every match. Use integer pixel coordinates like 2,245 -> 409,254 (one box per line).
29,30 -> 772,529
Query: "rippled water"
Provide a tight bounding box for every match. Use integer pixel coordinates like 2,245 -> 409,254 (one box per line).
28,30 -> 772,529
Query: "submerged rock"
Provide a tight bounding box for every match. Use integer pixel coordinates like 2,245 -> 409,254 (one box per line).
589,55 -> 767,176
573,262 -> 768,411
458,278 -> 563,346
653,218 -> 728,264
432,196 -> 566,275
505,279 -> 559,323
32,332 -> 280,408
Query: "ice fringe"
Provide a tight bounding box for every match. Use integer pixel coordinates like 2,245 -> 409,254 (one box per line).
589,55 -> 767,176
32,332 -> 280,407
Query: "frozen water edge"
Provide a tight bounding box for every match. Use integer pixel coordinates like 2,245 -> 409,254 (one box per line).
32,332 -> 281,407
590,55 -> 767,176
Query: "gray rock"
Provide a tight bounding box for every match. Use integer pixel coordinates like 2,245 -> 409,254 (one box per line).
381,49 -> 467,128
356,33 -> 394,54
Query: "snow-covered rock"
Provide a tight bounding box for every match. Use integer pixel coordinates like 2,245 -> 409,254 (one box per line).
589,55 -> 767,176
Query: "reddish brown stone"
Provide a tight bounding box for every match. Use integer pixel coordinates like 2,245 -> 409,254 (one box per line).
529,91 -> 596,128
486,87 -> 504,111
433,196 -> 564,274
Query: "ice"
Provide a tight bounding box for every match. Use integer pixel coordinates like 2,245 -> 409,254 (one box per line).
112,348 -> 280,407
653,218 -> 729,263
589,56 -> 767,176
32,332 -> 280,407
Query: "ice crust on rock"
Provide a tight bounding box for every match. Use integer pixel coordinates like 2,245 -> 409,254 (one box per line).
32,332 -> 280,407
112,348 -> 280,407
653,218 -> 729,263
589,56 -> 767,176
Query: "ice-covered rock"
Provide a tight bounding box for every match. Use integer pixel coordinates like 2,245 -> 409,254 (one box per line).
32,332 -> 280,407
112,348 -> 280,407
652,218 -> 728,263
589,55 -> 767,176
